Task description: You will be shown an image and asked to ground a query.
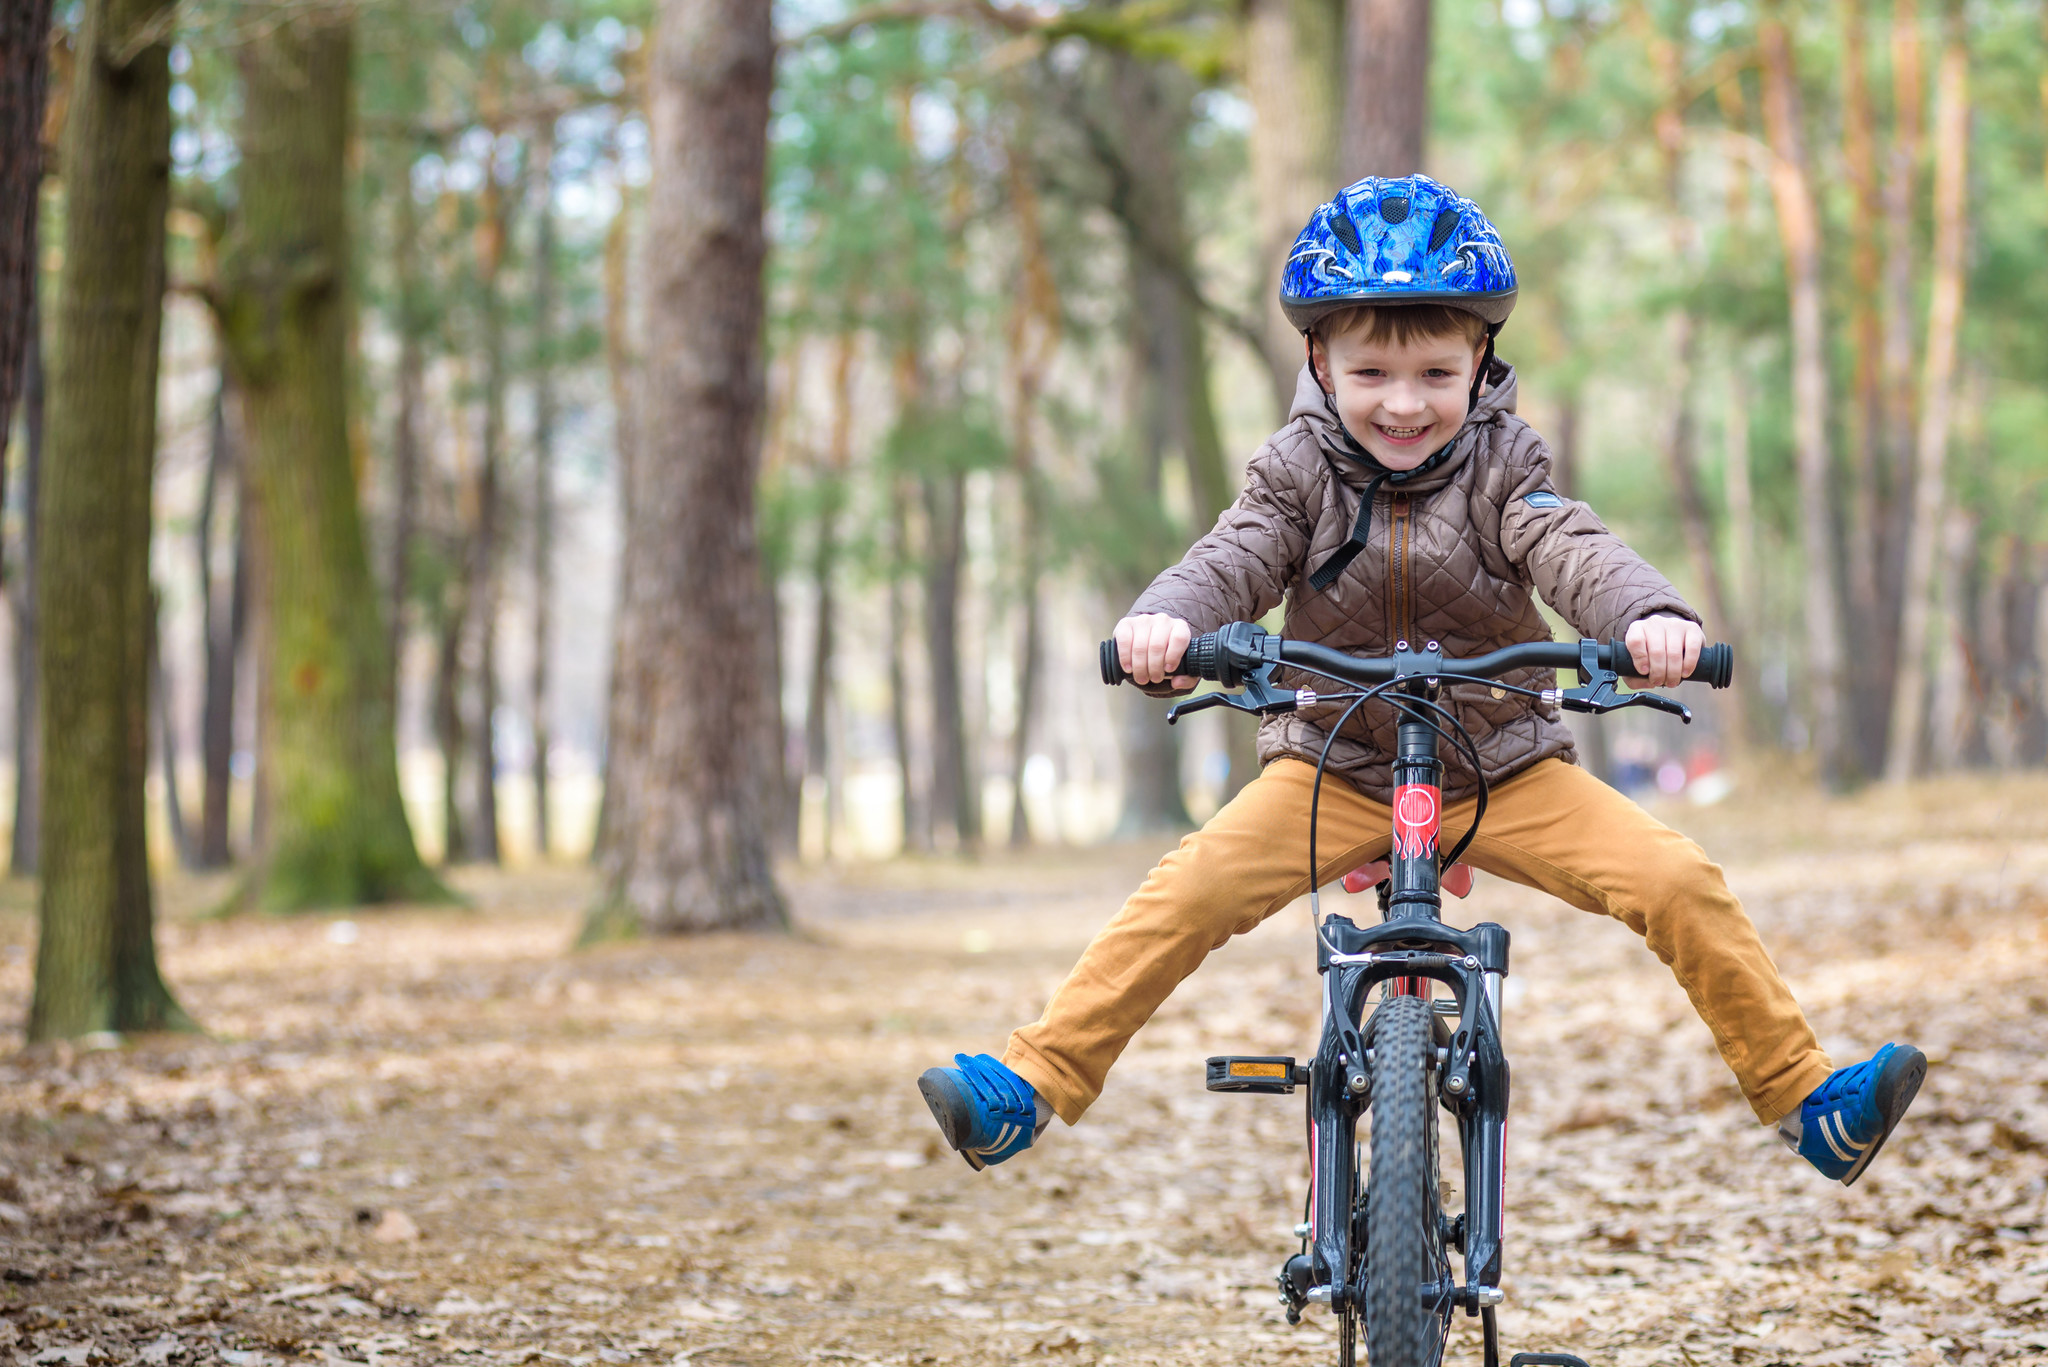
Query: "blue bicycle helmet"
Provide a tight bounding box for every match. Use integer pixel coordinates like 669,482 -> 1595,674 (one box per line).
1279,174 -> 1516,336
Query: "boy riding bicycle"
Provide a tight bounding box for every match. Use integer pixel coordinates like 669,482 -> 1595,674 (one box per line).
919,175 -> 1923,1186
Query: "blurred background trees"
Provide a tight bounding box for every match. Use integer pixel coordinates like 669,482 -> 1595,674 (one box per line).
2,0 -> 2047,1029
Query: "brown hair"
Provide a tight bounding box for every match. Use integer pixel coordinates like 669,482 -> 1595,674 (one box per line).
1314,303 -> 1489,350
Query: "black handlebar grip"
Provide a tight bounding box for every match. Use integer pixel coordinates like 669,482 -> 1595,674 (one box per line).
1689,642 -> 1734,690
1099,639 -> 1132,686
1182,633 -> 1222,682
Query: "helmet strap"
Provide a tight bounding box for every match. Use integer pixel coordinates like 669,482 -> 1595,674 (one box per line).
1468,326 -> 1500,413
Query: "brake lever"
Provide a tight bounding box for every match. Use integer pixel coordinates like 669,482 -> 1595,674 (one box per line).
1560,690 -> 1692,723
1166,662 -> 1300,725
1557,639 -> 1692,724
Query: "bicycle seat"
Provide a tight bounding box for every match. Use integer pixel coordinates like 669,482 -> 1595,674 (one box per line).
1343,861 -> 1474,898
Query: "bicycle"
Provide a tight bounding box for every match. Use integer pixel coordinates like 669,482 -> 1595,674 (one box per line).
1101,621 -> 1734,1367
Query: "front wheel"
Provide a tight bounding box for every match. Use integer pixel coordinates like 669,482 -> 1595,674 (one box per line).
1363,994 -> 1451,1366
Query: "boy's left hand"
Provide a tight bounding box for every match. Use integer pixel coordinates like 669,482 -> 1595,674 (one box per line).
1624,614 -> 1706,689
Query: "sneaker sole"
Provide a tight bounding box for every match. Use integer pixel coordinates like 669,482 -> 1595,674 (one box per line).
917,1069 -> 987,1171
1840,1045 -> 1926,1187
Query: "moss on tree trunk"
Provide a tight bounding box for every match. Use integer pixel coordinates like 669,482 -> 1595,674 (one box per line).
217,15 -> 446,911
29,0 -> 192,1040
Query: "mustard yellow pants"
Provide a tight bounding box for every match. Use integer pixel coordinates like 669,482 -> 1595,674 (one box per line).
1005,757 -> 1831,1127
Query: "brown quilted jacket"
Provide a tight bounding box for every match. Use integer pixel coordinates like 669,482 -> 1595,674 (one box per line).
1130,362 -> 1699,802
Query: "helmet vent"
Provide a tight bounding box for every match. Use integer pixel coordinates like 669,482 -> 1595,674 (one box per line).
1379,194 -> 1410,224
1428,207 -> 1461,251
1330,210 -> 1362,254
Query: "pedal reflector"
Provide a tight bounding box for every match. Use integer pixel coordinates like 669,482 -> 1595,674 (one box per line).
1206,1056 -> 1301,1094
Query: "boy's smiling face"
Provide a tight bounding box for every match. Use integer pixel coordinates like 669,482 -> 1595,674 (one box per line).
1310,323 -> 1486,470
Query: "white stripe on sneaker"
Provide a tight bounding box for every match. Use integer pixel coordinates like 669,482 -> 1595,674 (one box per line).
1819,1113 -> 1866,1163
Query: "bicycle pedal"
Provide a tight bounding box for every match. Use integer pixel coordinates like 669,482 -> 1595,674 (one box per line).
1510,1355 -> 1591,1367
1205,1056 -> 1305,1094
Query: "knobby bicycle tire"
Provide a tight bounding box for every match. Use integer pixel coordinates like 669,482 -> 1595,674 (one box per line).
1364,994 -> 1451,1366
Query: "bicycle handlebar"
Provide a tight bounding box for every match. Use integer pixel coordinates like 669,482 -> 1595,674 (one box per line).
1099,627 -> 1734,692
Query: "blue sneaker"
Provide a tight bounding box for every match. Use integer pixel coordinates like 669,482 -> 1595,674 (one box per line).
1783,1043 -> 1926,1186
918,1053 -> 1044,1171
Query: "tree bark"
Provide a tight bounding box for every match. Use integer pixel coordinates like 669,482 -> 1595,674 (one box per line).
1644,18 -> 1748,748
924,471 -> 979,852
886,474 -> 927,854
10,288 -> 41,876
0,0 -> 51,525
432,595 -> 466,864
1245,0 -> 1344,413
386,155 -> 424,705
802,335 -> 853,859
1840,0 -> 1886,765
1876,0 -> 1924,693
148,588 -> 192,866
29,0 -> 190,1039
466,144 -> 514,866
1758,2 -> 1850,784
1342,0 -> 1430,178
593,180 -> 638,867
529,127 -> 557,860
195,375 -> 242,868
216,14 -> 445,909
586,0 -> 785,937
1005,151 -> 1059,847
1883,0 -> 1968,783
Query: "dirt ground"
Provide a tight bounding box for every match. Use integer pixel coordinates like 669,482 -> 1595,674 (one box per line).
3,774 -> 2048,1367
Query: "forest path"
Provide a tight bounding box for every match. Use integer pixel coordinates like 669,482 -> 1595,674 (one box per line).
3,774 -> 2048,1367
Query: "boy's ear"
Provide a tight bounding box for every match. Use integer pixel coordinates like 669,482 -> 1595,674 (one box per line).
1308,334 -> 1332,393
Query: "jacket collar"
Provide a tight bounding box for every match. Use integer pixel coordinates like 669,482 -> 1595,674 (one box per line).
1289,358 -> 1518,494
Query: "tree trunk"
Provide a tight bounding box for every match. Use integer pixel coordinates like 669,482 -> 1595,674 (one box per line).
148,588 -> 192,866
216,14 -> 445,909
1645,22 -> 1748,748
586,0 -> 785,937
529,128 -> 556,861
1245,0 -> 1344,412
29,0 -> 190,1039
386,156 -> 424,703
887,475 -> 927,854
432,597 -> 466,864
1840,0 -> 1886,767
1924,508 -> 1976,770
1723,358 -> 1766,745
1876,0 -> 1924,707
803,335 -> 853,860
1342,0 -> 1430,178
0,0 -> 50,522
1758,2 -> 1850,785
594,182 -> 638,867
1006,146 -> 1059,848
924,472 -> 979,853
467,149 -> 513,866
10,288 -> 41,876
196,376 -> 242,868
1883,0 -> 1968,783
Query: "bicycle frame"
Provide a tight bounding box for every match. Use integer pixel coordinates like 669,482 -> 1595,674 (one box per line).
1299,701 -> 1513,1320
1114,619 -> 1728,1366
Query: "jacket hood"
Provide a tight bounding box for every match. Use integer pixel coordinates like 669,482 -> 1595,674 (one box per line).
1289,358 -> 1520,494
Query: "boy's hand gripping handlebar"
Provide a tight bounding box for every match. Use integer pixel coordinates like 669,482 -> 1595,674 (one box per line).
1099,623 -> 1734,725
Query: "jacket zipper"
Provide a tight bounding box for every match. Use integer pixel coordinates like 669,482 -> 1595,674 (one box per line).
1389,493 -> 1412,646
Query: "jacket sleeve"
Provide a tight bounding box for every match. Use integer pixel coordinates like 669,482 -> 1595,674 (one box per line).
1496,439 -> 1700,643
1128,441 -> 1311,633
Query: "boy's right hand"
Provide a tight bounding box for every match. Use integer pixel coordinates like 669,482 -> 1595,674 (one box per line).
1115,614 -> 1197,690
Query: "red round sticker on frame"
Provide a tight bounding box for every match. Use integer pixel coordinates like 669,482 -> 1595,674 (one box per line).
1393,783 -> 1440,860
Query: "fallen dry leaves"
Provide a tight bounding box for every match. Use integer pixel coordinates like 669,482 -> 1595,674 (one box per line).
0,772 -> 2045,1366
